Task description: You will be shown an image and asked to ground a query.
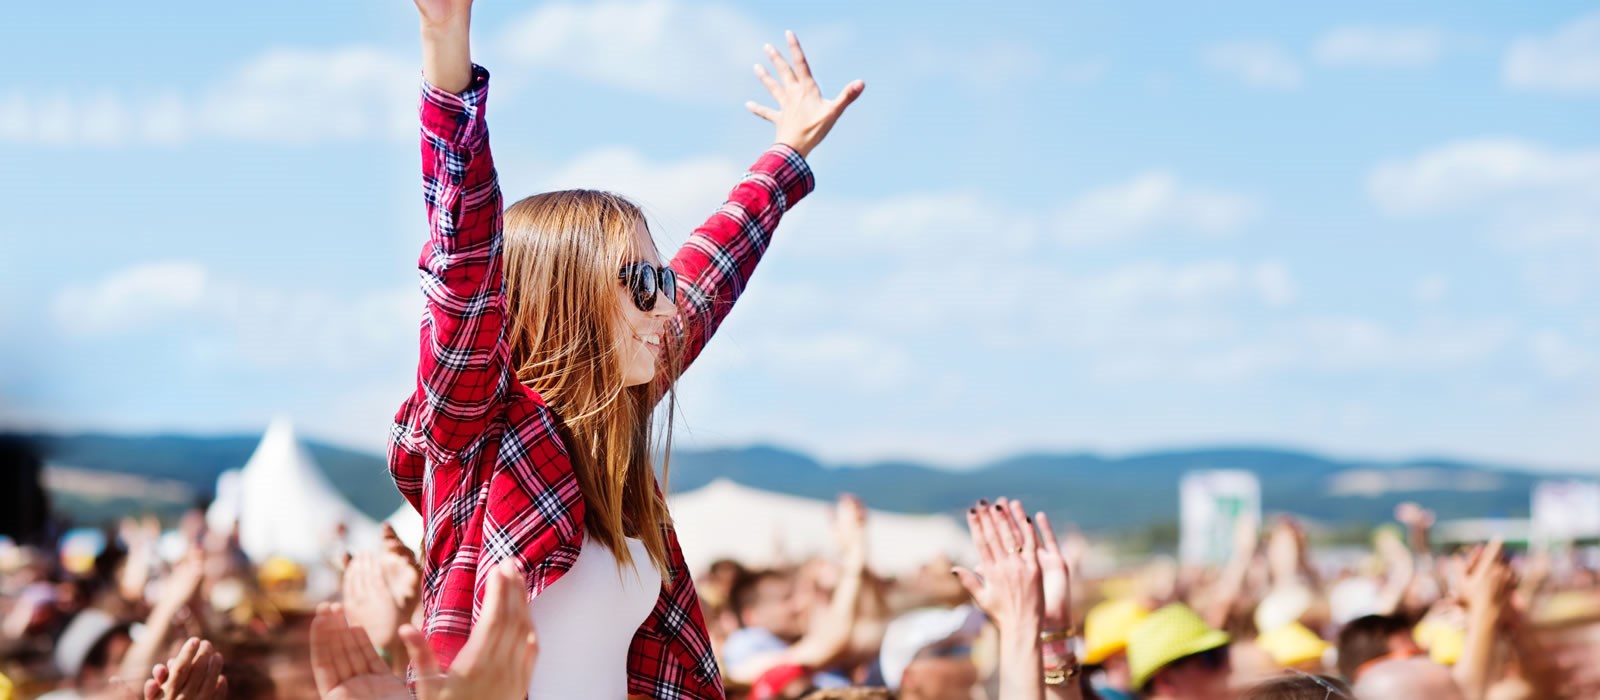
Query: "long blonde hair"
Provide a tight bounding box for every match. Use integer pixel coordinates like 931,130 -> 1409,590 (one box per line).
502,190 -> 679,577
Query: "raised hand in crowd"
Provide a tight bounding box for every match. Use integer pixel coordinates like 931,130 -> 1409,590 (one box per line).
1020,502 -> 1083,700
341,524 -> 422,674
401,560 -> 538,700
119,555 -> 205,682
311,560 -> 537,700
141,637 -> 227,700
1454,539 -> 1515,700
955,499 -> 1046,700
310,603 -> 409,700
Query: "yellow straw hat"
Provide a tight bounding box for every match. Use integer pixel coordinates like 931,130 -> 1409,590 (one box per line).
1083,598 -> 1151,665
257,557 -> 306,586
1256,621 -> 1329,668
1127,603 -> 1231,689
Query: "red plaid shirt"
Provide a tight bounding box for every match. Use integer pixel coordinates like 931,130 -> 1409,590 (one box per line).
388,66 -> 814,699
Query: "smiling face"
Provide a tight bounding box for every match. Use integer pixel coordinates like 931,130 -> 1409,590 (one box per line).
615,221 -> 677,387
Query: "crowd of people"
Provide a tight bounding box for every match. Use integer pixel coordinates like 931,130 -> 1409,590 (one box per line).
2,494 -> 1599,699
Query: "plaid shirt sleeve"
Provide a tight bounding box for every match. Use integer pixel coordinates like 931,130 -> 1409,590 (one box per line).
668,144 -> 814,374
397,65 -> 508,468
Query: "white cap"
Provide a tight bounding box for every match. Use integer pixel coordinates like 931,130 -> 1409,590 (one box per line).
878,605 -> 986,690
54,609 -> 125,678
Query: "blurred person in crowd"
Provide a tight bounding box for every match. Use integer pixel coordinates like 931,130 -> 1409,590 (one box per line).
1238,672 -> 1351,700
1127,603 -> 1232,700
725,496 -> 869,688
1079,598 -> 1147,700
37,608 -> 132,699
876,605 -> 983,699
0,437 -> 50,547
1334,614 -> 1422,682
1353,656 -> 1464,700
390,0 -> 863,695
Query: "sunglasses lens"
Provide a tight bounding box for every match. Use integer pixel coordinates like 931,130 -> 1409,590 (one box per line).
659,266 -> 677,302
625,263 -> 656,311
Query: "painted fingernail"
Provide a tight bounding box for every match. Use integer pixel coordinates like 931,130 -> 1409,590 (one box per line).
993,504 -> 1003,511
978,499 -> 988,506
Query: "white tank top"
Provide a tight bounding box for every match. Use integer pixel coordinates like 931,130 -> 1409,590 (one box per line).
527,535 -> 663,699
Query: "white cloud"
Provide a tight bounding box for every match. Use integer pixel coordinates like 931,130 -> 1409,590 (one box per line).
1203,42 -> 1303,90
1055,171 -> 1261,246
1370,139 -> 1600,213
1369,139 -> 1600,253
1314,26 -> 1444,68
1,46 -> 414,146
54,261 -> 209,334
498,0 -> 766,102
1504,11 -> 1600,95
54,261 -> 416,369
197,47 -> 416,144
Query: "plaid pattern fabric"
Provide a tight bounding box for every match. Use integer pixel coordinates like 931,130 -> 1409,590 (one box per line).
388,65 -> 814,699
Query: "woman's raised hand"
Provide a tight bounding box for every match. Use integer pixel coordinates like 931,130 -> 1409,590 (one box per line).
747,31 -> 865,159
414,0 -> 471,28
415,0 -> 473,94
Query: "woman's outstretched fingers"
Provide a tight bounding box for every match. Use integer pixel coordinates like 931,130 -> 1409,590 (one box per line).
831,80 -> 865,112
753,64 -> 783,102
763,43 -> 797,84
745,101 -> 780,122
785,30 -> 813,83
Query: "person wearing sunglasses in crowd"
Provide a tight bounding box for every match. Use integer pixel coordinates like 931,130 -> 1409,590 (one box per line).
391,0 -> 864,697
1126,604 -> 1233,700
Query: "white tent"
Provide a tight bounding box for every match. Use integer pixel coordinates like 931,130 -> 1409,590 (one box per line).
666,479 -> 974,575
206,419 -> 380,565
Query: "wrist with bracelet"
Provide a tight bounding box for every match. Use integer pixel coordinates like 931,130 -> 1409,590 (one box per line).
1040,627 -> 1080,685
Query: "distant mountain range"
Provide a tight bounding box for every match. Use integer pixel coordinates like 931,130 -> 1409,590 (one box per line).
9,431 -> 1591,534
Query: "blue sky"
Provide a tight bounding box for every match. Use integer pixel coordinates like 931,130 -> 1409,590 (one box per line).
2,1 -> 1597,472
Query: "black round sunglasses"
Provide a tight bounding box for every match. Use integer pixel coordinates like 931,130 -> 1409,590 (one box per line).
619,261 -> 678,312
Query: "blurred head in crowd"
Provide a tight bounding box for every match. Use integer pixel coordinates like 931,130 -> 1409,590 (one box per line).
1353,657 -> 1463,700
1129,604 -> 1232,700
1335,614 -> 1422,682
880,606 -> 984,700
700,559 -> 745,605
53,608 -> 133,692
1239,673 -> 1352,700
731,569 -> 807,640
